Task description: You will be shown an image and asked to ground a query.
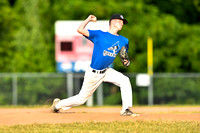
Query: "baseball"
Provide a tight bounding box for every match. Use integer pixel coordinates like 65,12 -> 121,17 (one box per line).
91,16 -> 97,22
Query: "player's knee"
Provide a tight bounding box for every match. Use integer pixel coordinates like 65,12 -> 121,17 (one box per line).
122,75 -> 130,83
119,75 -> 130,87
77,96 -> 87,105
78,100 -> 85,105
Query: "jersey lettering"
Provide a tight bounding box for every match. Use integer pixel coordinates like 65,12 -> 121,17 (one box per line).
103,41 -> 120,57
103,50 -> 117,57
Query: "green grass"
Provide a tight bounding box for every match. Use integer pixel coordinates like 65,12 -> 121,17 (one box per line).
0,121 -> 199,133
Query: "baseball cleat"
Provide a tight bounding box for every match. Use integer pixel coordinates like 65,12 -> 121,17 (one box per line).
51,98 -> 60,113
120,108 -> 140,117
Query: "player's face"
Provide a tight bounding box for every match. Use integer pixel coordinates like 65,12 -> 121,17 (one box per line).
113,19 -> 124,30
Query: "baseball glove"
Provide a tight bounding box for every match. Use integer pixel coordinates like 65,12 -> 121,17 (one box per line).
120,46 -> 130,67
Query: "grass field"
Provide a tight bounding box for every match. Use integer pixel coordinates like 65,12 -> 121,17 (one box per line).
0,121 -> 199,133
0,106 -> 199,133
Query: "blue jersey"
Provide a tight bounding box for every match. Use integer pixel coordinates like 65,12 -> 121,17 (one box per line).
85,30 -> 129,70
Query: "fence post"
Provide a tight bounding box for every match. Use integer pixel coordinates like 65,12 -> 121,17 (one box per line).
97,84 -> 103,106
12,74 -> 18,105
67,72 -> 73,97
86,95 -> 93,107
148,75 -> 153,105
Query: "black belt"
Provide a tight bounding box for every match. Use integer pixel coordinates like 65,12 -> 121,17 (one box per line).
92,69 -> 106,74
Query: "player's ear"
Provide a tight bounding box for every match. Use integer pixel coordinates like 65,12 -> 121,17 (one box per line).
109,20 -> 114,26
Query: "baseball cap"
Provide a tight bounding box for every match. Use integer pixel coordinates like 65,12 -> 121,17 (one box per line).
109,14 -> 128,24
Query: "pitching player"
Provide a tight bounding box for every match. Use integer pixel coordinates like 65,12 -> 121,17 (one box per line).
51,14 -> 139,116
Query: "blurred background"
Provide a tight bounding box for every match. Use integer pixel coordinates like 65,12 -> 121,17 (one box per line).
0,0 -> 200,105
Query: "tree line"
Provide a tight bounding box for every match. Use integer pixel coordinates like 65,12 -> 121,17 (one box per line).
1,0 -> 200,73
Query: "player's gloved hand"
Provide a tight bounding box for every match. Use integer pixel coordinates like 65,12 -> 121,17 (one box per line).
120,46 -> 130,67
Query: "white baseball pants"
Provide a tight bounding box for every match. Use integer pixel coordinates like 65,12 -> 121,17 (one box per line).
56,67 -> 133,112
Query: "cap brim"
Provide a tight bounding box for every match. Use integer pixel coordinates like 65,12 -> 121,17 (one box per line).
122,19 -> 128,24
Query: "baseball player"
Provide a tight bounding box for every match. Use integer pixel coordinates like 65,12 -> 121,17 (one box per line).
51,14 -> 139,116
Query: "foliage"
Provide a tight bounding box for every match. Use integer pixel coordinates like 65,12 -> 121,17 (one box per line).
10,0 -> 54,72
1,0 -> 200,73
154,76 -> 200,104
17,76 -> 67,105
144,0 -> 200,24
0,77 -> 12,104
1,0 -> 200,105
0,0 -> 18,72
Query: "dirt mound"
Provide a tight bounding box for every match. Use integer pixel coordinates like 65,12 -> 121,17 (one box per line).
0,106 -> 199,125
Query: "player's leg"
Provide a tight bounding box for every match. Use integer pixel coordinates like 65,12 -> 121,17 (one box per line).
103,68 -> 133,113
54,68 -> 105,111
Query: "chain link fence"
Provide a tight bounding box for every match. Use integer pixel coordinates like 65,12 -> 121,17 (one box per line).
0,73 -> 200,105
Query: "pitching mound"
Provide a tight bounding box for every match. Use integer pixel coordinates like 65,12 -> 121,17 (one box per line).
0,106 -> 200,125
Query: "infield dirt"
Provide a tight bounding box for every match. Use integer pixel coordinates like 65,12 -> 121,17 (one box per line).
0,106 -> 199,125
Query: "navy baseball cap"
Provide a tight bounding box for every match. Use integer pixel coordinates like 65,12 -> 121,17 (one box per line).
109,14 -> 128,24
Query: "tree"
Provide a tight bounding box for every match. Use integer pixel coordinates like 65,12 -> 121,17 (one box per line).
10,0 -> 54,72
0,0 -> 18,72
143,0 -> 200,24
1,0 -> 200,73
